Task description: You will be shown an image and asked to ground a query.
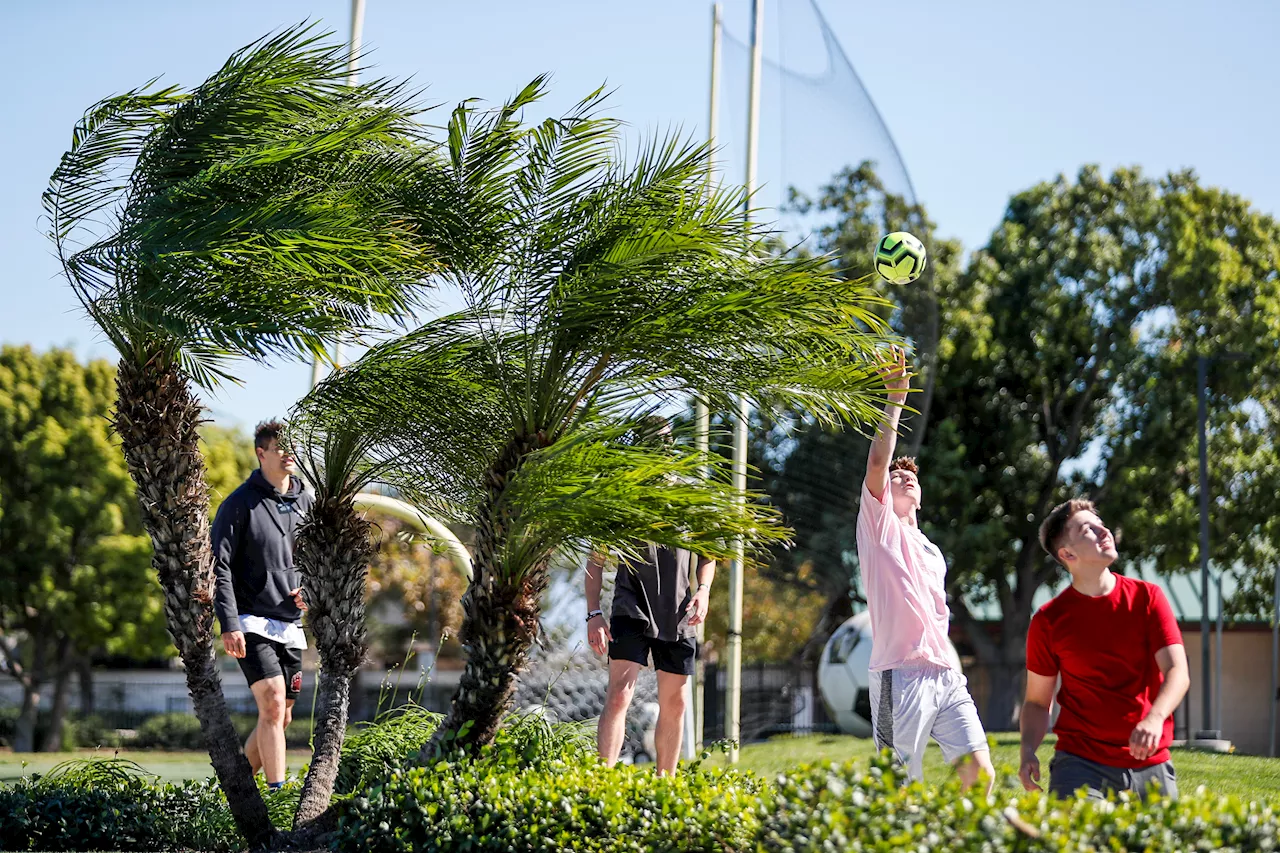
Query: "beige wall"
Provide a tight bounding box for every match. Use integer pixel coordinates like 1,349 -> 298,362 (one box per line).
1182,628 -> 1277,756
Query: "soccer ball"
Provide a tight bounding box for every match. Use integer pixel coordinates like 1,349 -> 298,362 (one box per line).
817,612 -> 876,736
817,612 -> 963,737
874,231 -> 927,284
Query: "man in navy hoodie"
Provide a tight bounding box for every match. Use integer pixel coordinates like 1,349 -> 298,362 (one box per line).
212,419 -> 313,789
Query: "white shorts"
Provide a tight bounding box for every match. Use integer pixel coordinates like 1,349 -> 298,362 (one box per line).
867,663 -> 988,782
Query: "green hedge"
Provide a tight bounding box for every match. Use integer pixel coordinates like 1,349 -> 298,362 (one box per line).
0,760 -> 239,852
335,758 -> 764,853
339,750 -> 1280,853
762,752 -> 1280,853
9,738 -> 1280,852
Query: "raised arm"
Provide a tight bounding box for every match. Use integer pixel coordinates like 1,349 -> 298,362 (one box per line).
864,346 -> 911,499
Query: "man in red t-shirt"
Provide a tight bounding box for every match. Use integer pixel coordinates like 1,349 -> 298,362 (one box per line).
1019,498 -> 1190,801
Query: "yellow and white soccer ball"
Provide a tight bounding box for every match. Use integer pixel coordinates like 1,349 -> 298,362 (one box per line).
874,231 -> 927,285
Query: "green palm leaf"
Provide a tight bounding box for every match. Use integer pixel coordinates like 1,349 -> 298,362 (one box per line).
45,23 -> 444,384
288,79 -> 902,754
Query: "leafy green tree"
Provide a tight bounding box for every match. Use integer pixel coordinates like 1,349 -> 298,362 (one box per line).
43,26 -> 451,844
760,164 -> 1280,732
0,346 -> 168,752
923,166 -> 1279,727
292,80 -> 899,758
1100,172 -> 1280,619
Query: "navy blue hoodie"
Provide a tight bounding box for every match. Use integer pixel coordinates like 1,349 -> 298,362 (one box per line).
212,469 -> 313,633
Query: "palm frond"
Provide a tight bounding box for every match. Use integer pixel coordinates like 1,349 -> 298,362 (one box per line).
502,427 -> 790,564
46,23 -> 442,385
291,312 -> 519,522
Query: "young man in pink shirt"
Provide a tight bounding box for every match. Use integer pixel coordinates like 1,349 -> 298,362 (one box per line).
1019,498 -> 1188,801
856,348 -> 993,791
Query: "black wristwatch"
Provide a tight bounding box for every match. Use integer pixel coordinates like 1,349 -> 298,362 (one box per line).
586,609 -> 604,623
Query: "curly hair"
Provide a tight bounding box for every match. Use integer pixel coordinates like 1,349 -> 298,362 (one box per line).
888,456 -> 918,474
1039,498 -> 1098,563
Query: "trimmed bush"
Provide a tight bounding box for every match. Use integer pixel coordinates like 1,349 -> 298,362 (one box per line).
761,751 -> 1280,852
334,757 -> 765,853
132,712 -> 206,750
11,739 -> 1280,852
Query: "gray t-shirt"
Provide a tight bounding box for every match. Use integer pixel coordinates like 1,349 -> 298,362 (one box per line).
610,543 -> 695,641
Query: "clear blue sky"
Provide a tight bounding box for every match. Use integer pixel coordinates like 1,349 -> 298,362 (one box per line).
3,1 -> 1277,432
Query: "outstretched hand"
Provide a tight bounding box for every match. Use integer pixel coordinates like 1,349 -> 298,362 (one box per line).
881,345 -> 911,403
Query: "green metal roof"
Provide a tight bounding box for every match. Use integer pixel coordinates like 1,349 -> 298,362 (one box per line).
958,564 -> 1254,625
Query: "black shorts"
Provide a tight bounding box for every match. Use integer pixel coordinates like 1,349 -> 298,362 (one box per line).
237,634 -> 303,700
608,615 -> 696,675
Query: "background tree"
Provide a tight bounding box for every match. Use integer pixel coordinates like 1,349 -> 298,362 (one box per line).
292,80 -> 900,759
1100,172 -> 1280,620
44,27 -> 442,845
0,346 -> 168,752
756,164 -> 1280,730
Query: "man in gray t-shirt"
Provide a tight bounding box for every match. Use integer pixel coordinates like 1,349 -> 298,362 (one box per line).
586,542 -> 715,775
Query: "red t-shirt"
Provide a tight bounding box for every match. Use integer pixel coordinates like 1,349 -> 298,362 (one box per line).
1026,573 -> 1183,768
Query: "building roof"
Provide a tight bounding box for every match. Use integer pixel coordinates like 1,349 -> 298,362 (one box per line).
958,564 -> 1259,625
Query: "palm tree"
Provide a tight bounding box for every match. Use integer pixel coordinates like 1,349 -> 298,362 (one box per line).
44,27 -> 440,846
292,81 -> 899,757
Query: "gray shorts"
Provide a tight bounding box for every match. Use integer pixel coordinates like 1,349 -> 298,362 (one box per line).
868,663 -> 988,782
1048,750 -> 1177,802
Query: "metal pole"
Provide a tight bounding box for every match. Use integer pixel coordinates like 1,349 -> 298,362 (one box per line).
690,0 -> 722,759
1197,354 -> 1213,737
346,0 -> 366,87
332,0 -> 365,372
707,3 -> 723,184
1215,567 -> 1223,738
311,0 -> 366,387
692,394 -> 710,755
726,0 -> 764,767
1271,564 -> 1278,757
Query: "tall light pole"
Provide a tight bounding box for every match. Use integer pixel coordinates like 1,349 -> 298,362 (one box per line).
725,0 -> 764,767
311,0 -> 367,389
689,1 -> 722,758
1195,350 -> 1248,741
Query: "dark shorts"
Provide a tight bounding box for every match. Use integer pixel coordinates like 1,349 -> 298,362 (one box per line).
608,616 -> 696,675
1048,750 -> 1178,801
237,634 -> 303,700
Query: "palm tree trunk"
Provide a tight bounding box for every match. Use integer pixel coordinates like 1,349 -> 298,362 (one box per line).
424,434 -> 548,758
292,495 -> 373,835
114,356 -> 275,849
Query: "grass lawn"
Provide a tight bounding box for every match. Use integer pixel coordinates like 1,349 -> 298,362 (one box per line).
6,734 -> 1280,805
706,732 -> 1280,803
0,748 -> 314,784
